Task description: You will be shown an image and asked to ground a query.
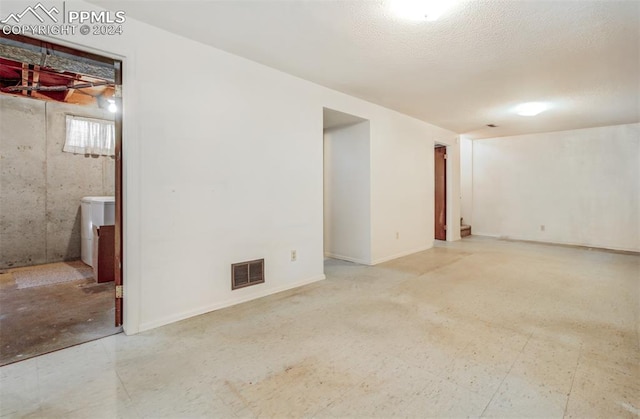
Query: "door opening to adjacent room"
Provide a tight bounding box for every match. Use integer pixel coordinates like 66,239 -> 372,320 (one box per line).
0,34 -> 124,366
434,145 -> 447,241
322,108 -> 371,267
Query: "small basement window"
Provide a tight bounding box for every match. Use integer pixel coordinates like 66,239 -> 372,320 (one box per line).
63,115 -> 115,157
232,259 -> 265,290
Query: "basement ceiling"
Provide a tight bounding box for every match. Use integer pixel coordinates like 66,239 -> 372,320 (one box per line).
0,36 -> 115,106
90,0 -> 639,139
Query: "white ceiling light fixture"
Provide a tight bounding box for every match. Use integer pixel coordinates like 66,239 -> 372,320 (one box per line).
390,0 -> 458,22
514,102 -> 550,116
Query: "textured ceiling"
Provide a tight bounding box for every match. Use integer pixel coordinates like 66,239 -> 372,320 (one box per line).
91,0 -> 640,138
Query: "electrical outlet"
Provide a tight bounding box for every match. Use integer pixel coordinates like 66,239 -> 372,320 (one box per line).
291,250 -> 297,262
540,225 -> 545,232
396,232 -> 399,239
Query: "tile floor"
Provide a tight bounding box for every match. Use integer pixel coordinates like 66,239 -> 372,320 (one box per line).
1,237 -> 638,418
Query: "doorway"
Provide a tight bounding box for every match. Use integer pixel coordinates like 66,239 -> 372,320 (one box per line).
434,145 -> 447,240
322,108 -> 371,265
0,34 -> 123,365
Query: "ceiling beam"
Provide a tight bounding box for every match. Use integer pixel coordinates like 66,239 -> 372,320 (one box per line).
32,65 -> 40,90
63,75 -> 80,102
0,61 -> 106,84
21,63 -> 28,96
0,42 -> 114,82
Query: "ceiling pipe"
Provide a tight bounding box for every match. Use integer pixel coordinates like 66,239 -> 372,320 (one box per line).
2,81 -> 112,93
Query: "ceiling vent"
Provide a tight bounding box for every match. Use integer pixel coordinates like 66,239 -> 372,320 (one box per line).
232,259 -> 265,290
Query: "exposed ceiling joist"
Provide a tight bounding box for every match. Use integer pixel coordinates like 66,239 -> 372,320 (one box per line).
0,35 -> 116,106
20,63 -> 27,96
0,38 -> 115,82
32,65 -> 40,89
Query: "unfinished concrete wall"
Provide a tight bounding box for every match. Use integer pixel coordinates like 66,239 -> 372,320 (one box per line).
0,96 -> 47,268
0,95 -> 114,269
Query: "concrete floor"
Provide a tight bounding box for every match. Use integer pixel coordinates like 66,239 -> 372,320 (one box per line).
0,261 -> 122,366
1,237 -> 638,418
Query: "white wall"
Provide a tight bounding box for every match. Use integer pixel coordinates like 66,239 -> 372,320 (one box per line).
472,123 -> 640,252
369,120 -> 460,264
4,1 -> 458,333
323,122 -> 371,264
460,136 -> 473,226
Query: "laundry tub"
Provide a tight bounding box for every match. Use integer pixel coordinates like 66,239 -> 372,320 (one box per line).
80,196 -> 115,267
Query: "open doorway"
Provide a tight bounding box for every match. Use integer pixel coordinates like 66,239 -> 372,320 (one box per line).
322,108 -> 371,266
0,34 -> 123,366
434,145 -> 447,240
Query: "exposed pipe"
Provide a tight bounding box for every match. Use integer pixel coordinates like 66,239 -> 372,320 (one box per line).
1,81 -> 112,93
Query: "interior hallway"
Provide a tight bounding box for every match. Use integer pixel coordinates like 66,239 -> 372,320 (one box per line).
1,237 -> 638,418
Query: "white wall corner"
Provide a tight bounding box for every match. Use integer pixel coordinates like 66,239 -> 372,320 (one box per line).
371,244 -> 433,265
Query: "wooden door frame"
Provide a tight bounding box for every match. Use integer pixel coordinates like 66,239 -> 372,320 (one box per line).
434,145 -> 447,241
113,61 -> 123,327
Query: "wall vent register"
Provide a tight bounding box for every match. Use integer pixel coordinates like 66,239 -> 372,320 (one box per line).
232,259 -> 265,290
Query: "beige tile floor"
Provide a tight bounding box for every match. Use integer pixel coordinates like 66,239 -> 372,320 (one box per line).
1,236 -> 638,418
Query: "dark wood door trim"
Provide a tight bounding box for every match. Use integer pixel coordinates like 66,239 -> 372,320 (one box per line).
434,146 -> 447,241
114,60 -> 123,327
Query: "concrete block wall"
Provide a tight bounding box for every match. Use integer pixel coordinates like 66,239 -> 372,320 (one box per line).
0,94 -> 115,269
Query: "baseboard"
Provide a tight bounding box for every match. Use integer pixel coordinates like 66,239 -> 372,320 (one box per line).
324,252 -> 371,265
471,234 -> 640,254
138,274 -> 326,333
370,244 -> 432,265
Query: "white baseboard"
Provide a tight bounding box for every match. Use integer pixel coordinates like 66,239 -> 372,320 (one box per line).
370,245 -> 432,265
471,234 -> 640,253
324,252 -> 371,265
138,274 -> 326,333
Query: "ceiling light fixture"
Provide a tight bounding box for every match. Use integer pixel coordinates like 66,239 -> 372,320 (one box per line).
390,0 -> 458,22
514,102 -> 549,116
